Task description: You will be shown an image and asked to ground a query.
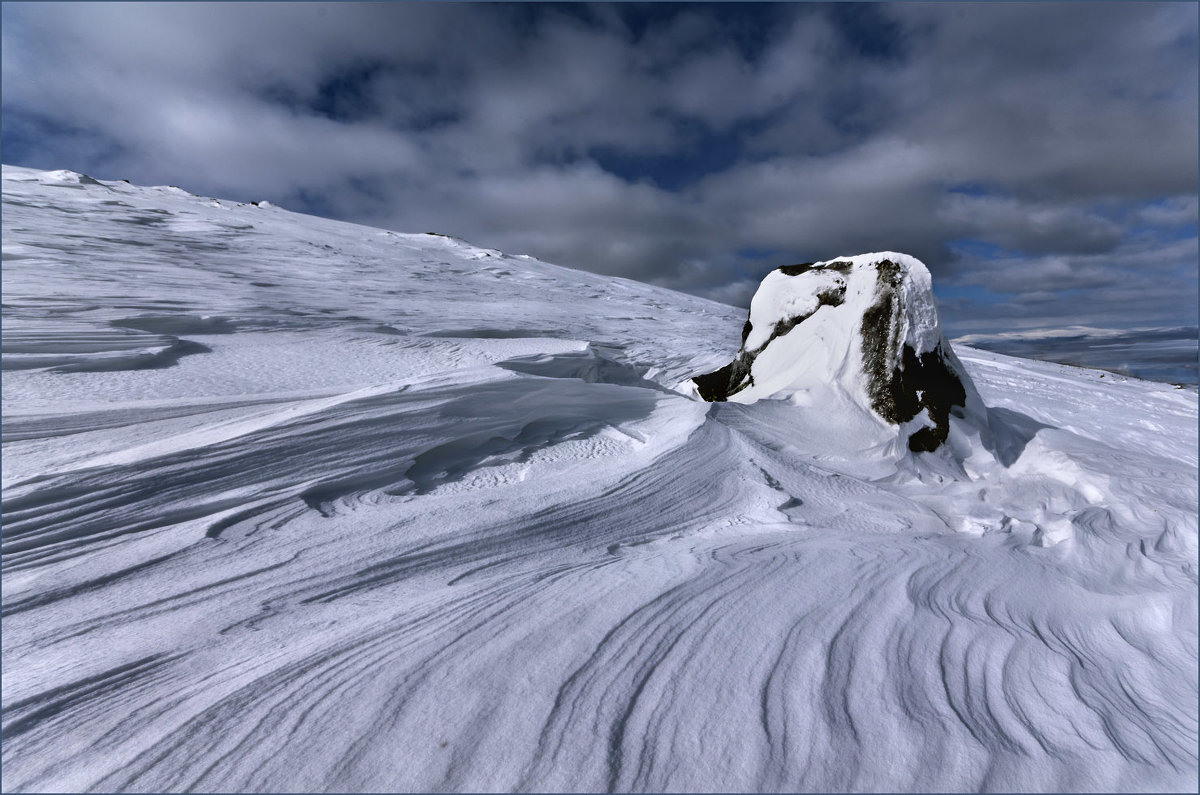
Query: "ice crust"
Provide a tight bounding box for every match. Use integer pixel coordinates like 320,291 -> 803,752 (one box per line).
2,165 -> 1197,793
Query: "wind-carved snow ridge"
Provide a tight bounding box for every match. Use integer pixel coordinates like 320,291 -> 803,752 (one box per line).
2,165 -> 1197,793
692,254 -> 988,463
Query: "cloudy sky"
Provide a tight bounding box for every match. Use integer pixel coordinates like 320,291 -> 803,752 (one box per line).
3,2 -> 1197,336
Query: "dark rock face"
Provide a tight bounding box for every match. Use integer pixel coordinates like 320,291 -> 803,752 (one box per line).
693,353 -> 754,402
859,260 -> 966,451
777,260 -> 853,276
692,255 -> 970,453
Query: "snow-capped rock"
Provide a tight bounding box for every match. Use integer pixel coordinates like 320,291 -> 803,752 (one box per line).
693,253 -> 985,454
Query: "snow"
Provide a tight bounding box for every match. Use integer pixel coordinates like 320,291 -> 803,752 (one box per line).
2,165 -> 1196,792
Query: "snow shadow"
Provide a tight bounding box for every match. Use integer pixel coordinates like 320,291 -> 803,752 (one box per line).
110,314 -> 239,335
297,372 -> 661,516
402,416 -> 609,494
51,338 -> 212,373
417,328 -> 564,339
985,406 -> 1053,467
1,329 -> 212,373
497,346 -> 675,394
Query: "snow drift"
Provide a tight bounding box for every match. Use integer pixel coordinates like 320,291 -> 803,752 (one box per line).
2,166 -> 1197,793
693,254 -> 985,457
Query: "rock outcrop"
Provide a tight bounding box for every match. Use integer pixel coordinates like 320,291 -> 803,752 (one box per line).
693,253 -> 982,453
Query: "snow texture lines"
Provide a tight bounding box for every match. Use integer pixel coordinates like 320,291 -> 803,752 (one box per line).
1,165 -> 1196,792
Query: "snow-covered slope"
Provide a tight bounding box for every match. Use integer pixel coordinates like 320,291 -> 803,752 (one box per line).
2,165 -> 1196,792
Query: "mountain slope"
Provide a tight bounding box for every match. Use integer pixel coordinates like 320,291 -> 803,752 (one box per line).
2,165 -> 1196,792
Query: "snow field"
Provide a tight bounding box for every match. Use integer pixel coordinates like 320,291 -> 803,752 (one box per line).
1,165 -> 1196,792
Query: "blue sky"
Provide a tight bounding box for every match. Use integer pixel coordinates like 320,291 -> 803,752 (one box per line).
2,2 -> 1197,337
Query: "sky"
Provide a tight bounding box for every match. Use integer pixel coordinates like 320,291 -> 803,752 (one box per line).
2,1 -> 1198,339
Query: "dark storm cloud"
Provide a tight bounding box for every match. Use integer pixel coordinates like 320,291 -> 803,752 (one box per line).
2,2 -> 1196,334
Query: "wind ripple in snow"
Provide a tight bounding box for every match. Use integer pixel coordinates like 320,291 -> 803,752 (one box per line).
2,165 -> 1195,793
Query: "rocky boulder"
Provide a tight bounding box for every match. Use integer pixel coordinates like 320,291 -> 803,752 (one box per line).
692,253 -> 984,454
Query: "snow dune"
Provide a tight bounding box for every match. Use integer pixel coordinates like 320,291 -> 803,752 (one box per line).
2,165 -> 1196,792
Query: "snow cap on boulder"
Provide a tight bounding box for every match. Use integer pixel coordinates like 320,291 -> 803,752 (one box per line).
693,252 -> 984,454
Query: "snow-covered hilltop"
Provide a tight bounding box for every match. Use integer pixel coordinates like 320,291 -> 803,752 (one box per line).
2,165 -> 1197,792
